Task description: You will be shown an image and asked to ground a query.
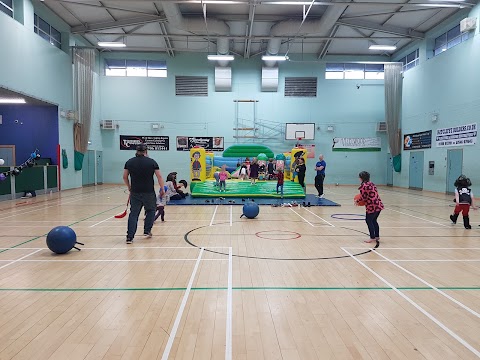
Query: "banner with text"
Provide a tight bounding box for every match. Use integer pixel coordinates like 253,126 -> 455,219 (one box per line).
332,137 -> 381,152
120,135 -> 169,151
176,136 -> 224,151
436,123 -> 477,147
403,130 -> 432,150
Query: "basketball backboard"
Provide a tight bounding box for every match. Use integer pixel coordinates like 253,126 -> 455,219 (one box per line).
285,123 -> 315,140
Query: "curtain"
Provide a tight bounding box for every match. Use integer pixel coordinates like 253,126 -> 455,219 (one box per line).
384,63 -> 403,172
73,48 -> 95,171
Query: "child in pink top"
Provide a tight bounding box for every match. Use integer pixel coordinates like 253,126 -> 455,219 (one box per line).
219,166 -> 228,192
358,171 -> 384,243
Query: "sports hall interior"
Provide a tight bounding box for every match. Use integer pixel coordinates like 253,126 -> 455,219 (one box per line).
0,0 -> 480,359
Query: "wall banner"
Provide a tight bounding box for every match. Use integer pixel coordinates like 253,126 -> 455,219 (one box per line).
332,137 -> 381,152
403,130 -> 432,150
435,123 -> 477,147
176,136 -> 224,151
119,135 -> 169,151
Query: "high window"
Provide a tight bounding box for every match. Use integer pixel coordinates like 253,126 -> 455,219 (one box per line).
434,24 -> 469,56
0,0 -> 13,18
34,14 -> 62,49
326,63 -> 384,80
105,59 -> 167,77
398,49 -> 419,72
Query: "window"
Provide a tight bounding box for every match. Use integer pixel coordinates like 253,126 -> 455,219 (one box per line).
105,59 -> 167,77
434,24 -> 469,56
398,49 -> 419,72
0,0 -> 13,17
34,14 -> 62,49
326,63 -> 384,80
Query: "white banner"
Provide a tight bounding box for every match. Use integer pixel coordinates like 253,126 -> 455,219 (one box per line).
332,137 -> 381,151
435,123 -> 477,147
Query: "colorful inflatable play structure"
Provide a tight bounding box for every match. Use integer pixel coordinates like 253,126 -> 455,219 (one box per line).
189,144 -> 307,198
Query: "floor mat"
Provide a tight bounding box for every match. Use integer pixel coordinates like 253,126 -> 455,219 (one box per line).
168,194 -> 340,206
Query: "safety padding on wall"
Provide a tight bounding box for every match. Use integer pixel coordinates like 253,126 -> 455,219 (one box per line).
290,147 -> 307,182
190,147 -> 206,182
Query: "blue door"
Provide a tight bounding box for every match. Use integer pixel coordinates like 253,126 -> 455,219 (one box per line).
446,149 -> 463,194
409,151 -> 424,190
386,154 -> 393,186
0,146 -> 15,166
96,151 -> 103,185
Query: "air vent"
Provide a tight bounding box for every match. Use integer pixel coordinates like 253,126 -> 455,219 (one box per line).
175,76 -> 208,96
100,120 -> 116,130
376,122 -> 387,132
285,77 -> 317,97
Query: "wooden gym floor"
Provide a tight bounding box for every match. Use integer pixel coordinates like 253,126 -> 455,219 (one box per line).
0,184 -> 479,360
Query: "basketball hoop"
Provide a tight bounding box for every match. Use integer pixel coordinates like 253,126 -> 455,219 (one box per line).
296,137 -> 303,148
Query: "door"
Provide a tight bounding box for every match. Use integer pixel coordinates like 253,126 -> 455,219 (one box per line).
96,151 -> 103,185
82,150 -> 96,186
0,145 -> 15,166
386,154 -> 393,186
409,151 -> 424,190
446,149 -> 463,194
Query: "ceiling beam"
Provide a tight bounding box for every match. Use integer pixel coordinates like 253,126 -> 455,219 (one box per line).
337,18 -> 425,39
341,8 -> 442,19
72,15 -> 166,34
153,2 -> 175,57
57,0 -> 159,16
56,0 -> 475,6
87,32 -> 409,40
317,24 -> 338,59
244,2 -> 257,58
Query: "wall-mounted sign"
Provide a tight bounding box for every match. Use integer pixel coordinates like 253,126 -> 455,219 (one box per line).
403,130 -> 432,150
120,135 -> 169,151
176,136 -> 224,151
435,123 -> 477,147
332,137 -> 381,152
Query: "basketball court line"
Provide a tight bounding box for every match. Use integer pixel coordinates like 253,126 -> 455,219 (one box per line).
301,207 -> 335,227
385,208 -> 449,227
0,249 -> 42,270
89,216 -> 115,228
372,249 -> 480,319
226,247 -> 233,360
230,205 -> 233,226
362,259 -> 480,262
0,187 -> 122,220
341,247 -> 480,358
0,246 -> 231,250
289,208 -> 314,227
210,205 -> 219,226
161,247 -> 204,360
344,247 -> 480,250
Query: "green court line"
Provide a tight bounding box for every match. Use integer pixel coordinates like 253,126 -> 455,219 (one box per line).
0,286 -> 479,292
0,204 -> 123,254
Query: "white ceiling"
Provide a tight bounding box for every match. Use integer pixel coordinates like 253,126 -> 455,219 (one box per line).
43,0 -> 477,58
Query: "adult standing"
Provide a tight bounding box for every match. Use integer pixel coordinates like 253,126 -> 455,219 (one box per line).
296,158 -> 306,191
315,154 -> 326,198
123,143 -> 164,244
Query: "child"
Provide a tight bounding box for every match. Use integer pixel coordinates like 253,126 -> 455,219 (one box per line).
267,159 -> 275,180
276,169 -> 284,198
154,186 -> 168,222
239,163 -> 248,180
291,158 -> 299,182
219,165 -> 228,192
450,175 -> 475,229
357,171 -> 384,243
249,158 -> 259,185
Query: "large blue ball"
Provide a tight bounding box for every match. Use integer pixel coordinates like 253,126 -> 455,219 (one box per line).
46,226 -> 77,254
242,202 -> 259,219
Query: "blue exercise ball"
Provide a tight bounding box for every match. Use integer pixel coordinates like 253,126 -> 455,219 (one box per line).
46,226 -> 77,254
242,202 -> 259,219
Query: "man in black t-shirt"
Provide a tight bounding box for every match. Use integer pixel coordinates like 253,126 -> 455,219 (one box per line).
123,144 -> 164,244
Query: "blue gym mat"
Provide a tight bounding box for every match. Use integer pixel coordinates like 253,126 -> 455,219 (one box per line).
167,194 -> 340,206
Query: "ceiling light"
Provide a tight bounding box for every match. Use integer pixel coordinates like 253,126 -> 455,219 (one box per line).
369,45 -> 397,51
262,55 -> 289,61
207,54 -> 234,61
97,42 -> 126,48
0,98 -> 26,104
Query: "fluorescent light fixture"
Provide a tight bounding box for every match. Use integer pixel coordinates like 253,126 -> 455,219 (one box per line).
0,98 -> 26,104
369,45 -> 397,51
262,55 -> 289,61
97,42 -> 126,48
207,54 -> 234,61
268,1 -> 320,4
